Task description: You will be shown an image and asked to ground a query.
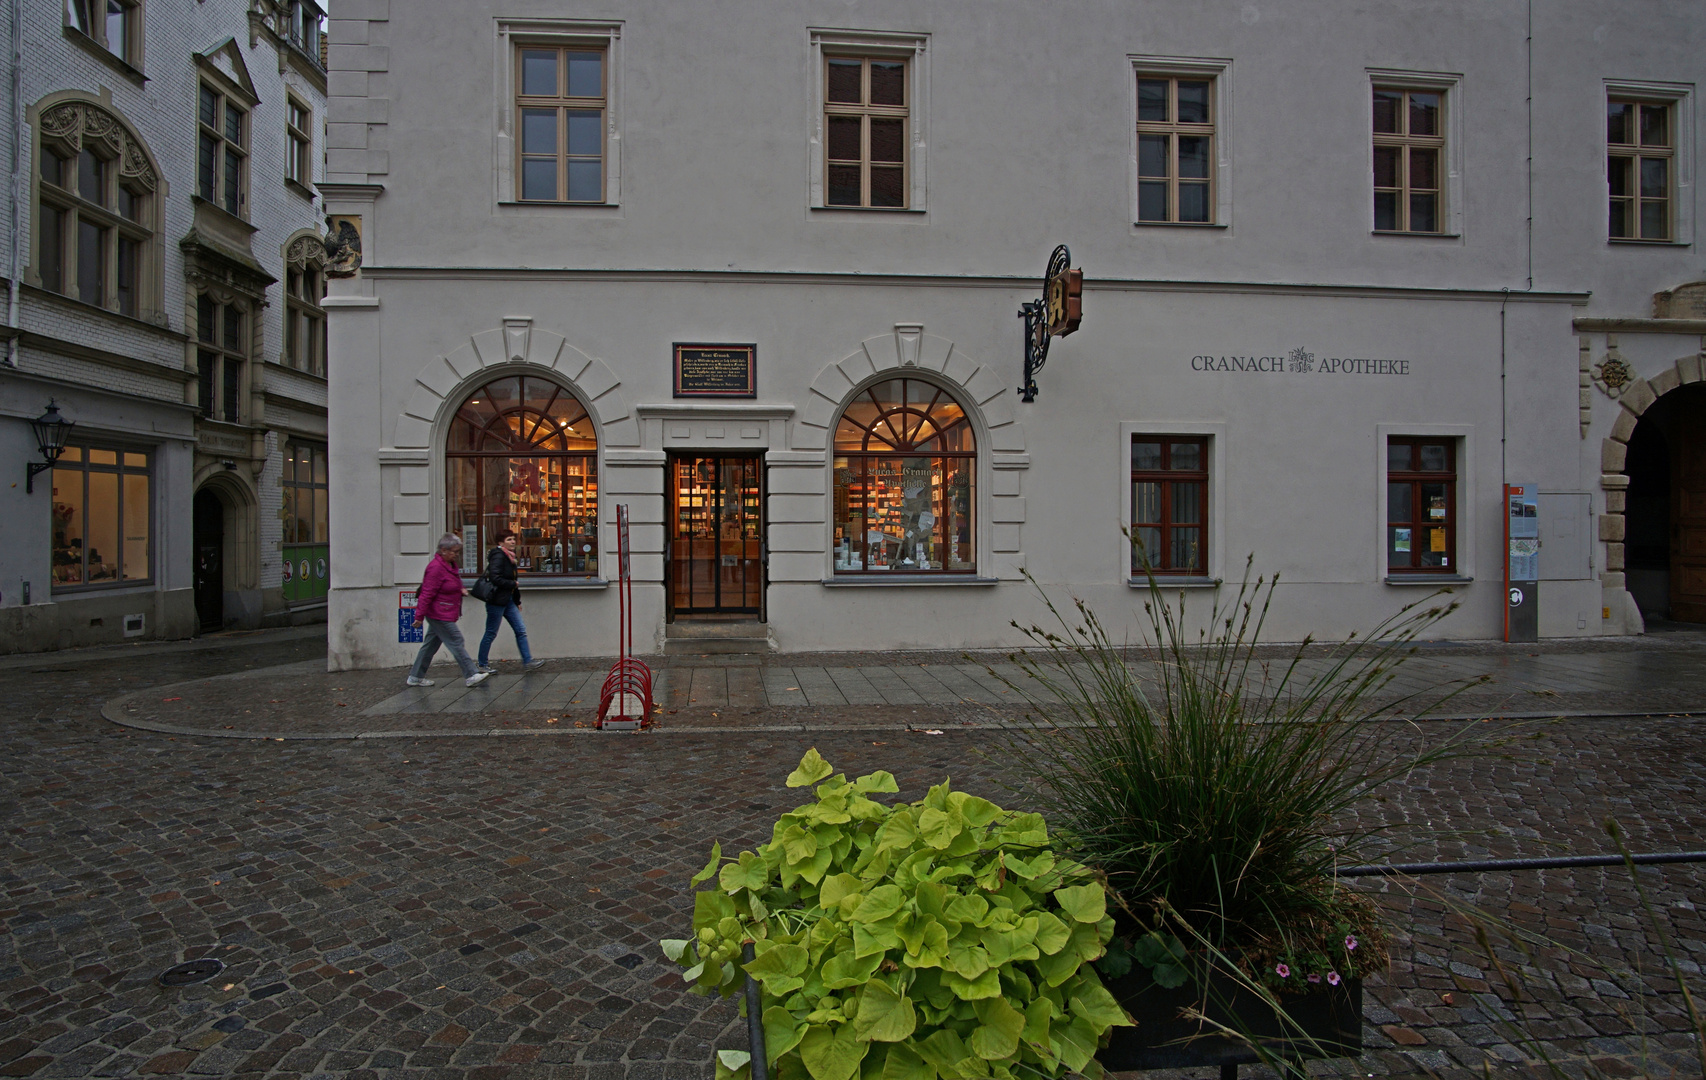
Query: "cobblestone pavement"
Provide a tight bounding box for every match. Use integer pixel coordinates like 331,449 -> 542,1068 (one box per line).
2,629 -> 1704,1079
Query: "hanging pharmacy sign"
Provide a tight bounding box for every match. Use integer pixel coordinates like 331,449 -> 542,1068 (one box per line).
1018,244 -> 1082,402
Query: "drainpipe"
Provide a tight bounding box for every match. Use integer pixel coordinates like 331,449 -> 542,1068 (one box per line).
5,0 -> 21,368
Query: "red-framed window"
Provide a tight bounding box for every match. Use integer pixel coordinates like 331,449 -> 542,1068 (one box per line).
1386,437 -> 1456,573
1131,436 -> 1207,575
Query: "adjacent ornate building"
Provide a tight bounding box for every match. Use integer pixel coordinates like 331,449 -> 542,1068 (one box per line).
0,0 -> 330,651
300,2 -> 1695,663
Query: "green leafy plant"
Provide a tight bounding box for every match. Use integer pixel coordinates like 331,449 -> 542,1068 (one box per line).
661,749 -> 1133,1080
998,558 -> 1488,992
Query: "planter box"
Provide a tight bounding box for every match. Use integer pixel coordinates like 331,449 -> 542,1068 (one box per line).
1097,970 -> 1362,1075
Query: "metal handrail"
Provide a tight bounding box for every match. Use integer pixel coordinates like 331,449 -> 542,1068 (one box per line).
1337,850 -> 1706,877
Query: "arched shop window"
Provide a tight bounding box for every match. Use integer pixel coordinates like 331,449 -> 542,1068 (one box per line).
833,378 -> 975,574
447,375 -> 598,576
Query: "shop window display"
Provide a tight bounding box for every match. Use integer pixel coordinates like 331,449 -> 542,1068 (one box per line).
1386,437 -> 1456,572
833,379 -> 974,574
51,445 -> 151,588
447,376 -> 598,576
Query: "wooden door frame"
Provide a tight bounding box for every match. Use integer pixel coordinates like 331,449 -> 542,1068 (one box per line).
666,451 -> 766,619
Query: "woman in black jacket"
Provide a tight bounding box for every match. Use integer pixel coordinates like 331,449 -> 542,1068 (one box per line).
477,530 -> 544,672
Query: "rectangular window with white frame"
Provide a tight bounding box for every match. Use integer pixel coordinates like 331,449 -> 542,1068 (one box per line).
1130,57 -> 1230,228
496,19 -> 622,207
810,29 -> 928,213
1368,69 -> 1462,237
1604,80 -> 1692,246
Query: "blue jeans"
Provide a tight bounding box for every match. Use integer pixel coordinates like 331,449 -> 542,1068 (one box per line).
410,618 -> 476,679
479,599 -> 533,666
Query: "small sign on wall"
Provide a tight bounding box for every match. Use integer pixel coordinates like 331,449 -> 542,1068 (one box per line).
398,591 -> 422,643
674,343 -> 756,398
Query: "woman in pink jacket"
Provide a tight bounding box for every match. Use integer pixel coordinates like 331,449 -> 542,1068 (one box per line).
406,534 -> 492,687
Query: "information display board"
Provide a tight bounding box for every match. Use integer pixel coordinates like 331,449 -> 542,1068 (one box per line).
673,343 -> 757,398
1505,483 -> 1539,642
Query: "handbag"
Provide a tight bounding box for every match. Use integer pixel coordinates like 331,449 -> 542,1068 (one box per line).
470,574 -> 497,603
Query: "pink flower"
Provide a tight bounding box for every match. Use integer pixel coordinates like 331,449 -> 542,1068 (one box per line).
1275,963 -> 1290,978
1344,935 -> 1358,951
1327,971 -> 1342,986
1307,973 -> 1322,984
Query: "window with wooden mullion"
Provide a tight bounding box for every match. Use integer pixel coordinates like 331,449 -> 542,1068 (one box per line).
1386,438 -> 1456,573
1373,88 -> 1443,233
198,83 -> 248,217
38,142 -> 149,316
1136,77 -> 1214,224
1130,437 -> 1207,575
825,56 -> 907,208
1608,98 -> 1672,241
286,97 -> 313,186
516,46 -> 605,203
196,295 -> 247,423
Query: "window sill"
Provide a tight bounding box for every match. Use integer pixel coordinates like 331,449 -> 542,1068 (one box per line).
812,206 -> 927,216
1608,237 -> 1687,247
1384,574 -> 1473,585
1128,576 -> 1221,589
497,200 -> 619,209
284,177 -> 318,203
463,577 -> 609,591
821,575 -> 997,586
1133,221 -> 1228,230
62,26 -> 146,85
263,359 -> 328,383
1371,230 -> 1461,239
51,579 -> 158,596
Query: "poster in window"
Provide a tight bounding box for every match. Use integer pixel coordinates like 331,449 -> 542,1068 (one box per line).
1393,527 -> 1411,553
1428,497 -> 1447,519
1429,528 -> 1446,552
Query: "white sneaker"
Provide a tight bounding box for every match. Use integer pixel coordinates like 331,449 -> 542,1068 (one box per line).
406,675 -> 434,687
464,671 -> 491,687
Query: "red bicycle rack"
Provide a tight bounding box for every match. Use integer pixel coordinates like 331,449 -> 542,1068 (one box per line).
597,504 -> 654,730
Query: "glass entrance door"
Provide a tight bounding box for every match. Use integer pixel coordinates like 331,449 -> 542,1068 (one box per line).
670,455 -> 763,614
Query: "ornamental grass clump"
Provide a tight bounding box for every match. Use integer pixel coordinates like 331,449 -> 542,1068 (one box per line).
999,558 -> 1487,993
662,749 -> 1134,1080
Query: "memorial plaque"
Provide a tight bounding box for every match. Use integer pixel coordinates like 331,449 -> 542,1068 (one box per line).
674,343 -> 756,398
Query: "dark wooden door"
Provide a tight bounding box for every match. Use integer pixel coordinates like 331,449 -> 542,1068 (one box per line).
193,489 -> 223,631
669,455 -> 763,615
1672,405 -> 1706,623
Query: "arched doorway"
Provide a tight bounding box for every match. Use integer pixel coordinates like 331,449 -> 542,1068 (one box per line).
193,488 -> 224,631
1624,383 -> 1706,625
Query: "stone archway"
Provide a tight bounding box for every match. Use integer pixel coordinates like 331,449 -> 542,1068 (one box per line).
1599,348 -> 1706,626
191,469 -> 260,629
392,317 -> 637,451
793,324 -> 1031,580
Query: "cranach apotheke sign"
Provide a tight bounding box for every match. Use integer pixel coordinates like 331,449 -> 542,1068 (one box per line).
1190,347 -> 1411,375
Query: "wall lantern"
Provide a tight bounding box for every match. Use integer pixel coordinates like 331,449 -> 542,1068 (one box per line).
25,400 -> 73,494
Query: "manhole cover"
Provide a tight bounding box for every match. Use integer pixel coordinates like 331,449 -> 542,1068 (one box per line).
158,958 -> 225,987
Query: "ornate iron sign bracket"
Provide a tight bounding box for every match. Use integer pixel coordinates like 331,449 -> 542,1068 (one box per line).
1017,244 -> 1081,402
